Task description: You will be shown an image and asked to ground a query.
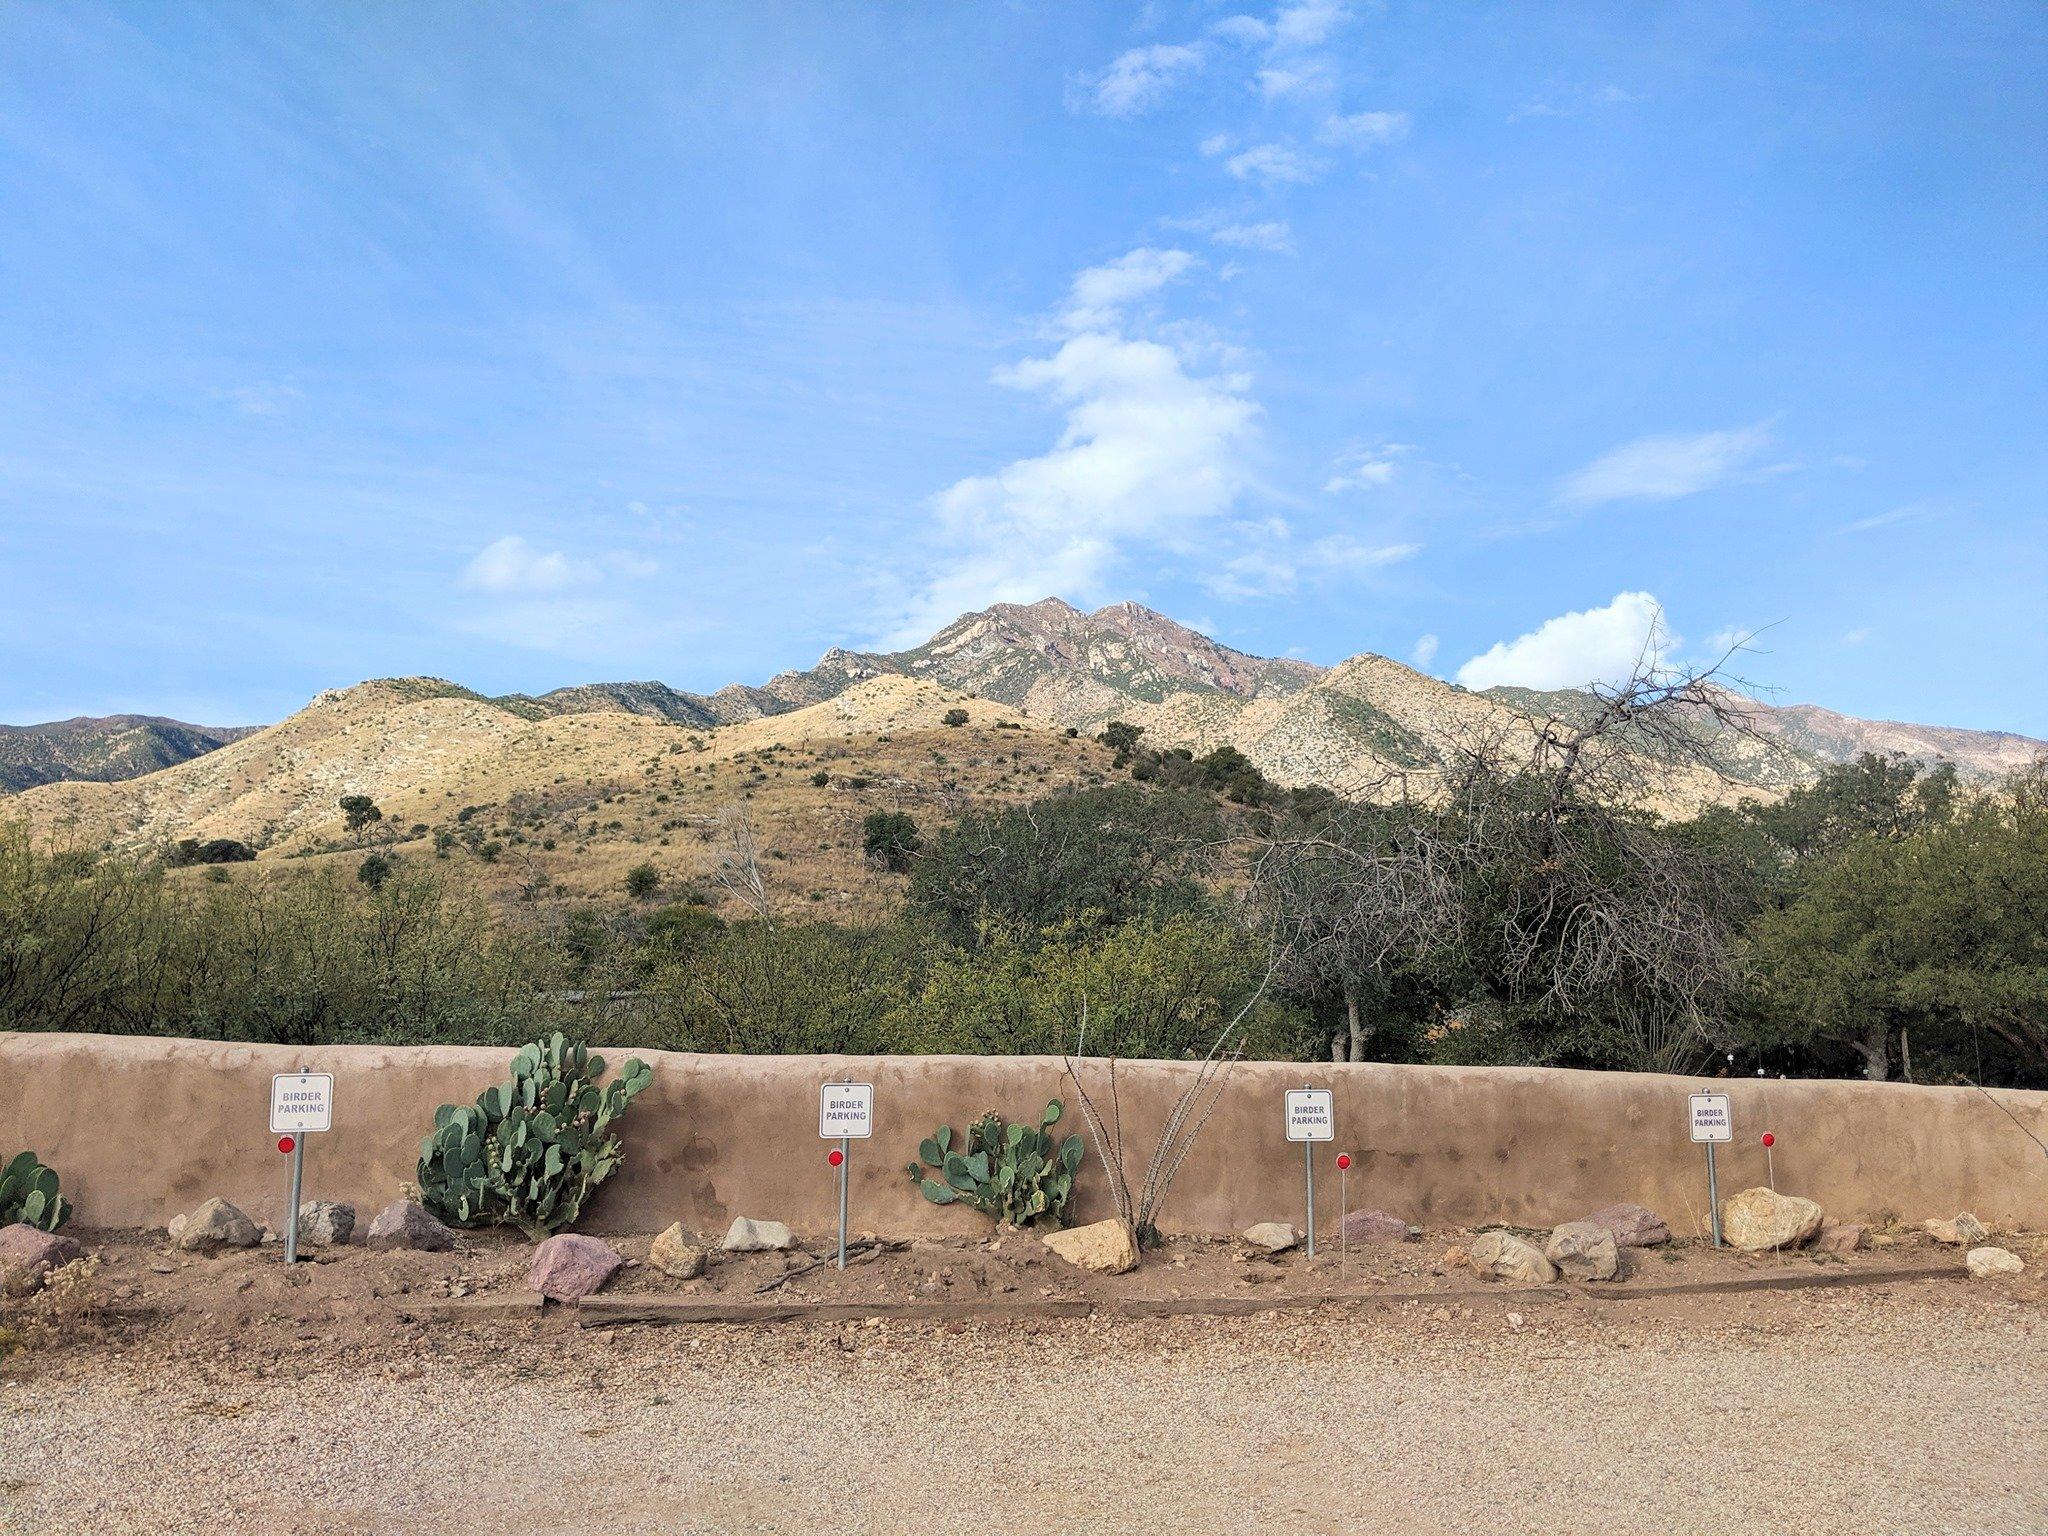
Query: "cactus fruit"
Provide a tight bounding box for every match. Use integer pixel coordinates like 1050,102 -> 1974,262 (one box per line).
907,1100 -> 1083,1228
416,1031 -> 651,1238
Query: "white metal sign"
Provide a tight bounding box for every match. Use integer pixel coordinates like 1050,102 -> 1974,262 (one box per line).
1688,1092 -> 1732,1144
1285,1088 -> 1334,1143
269,1071 -> 333,1134
819,1082 -> 874,1140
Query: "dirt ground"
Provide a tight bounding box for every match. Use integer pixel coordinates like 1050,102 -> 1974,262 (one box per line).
3,1224 -> 2043,1535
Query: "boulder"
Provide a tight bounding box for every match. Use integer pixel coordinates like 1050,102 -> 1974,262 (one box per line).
366,1199 -> 455,1252
297,1201 -> 356,1247
1925,1213 -> 1988,1246
1041,1219 -> 1138,1275
0,1224 -> 84,1297
1721,1187 -> 1823,1252
528,1234 -> 623,1301
1578,1202 -> 1670,1249
1241,1222 -> 1301,1254
174,1198 -> 260,1253
720,1216 -> 796,1252
1965,1246 -> 2024,1280
1543,1221 -> 1621,1282
1814,1221 -> 1867,1255
1337,1208 -> 1419,1246
650,1223 -> 708,1280
1467,1230 -> 1558,1285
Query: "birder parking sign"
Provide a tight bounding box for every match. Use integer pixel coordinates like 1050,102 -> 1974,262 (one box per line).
819,1082 -> 873,1140
269,1071 -> 333,1134
1688,1092 -> 1732,1143
1285,1088 -> 1334,1142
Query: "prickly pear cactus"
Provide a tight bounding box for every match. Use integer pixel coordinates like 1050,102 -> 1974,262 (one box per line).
904,1100 -> 1083,1228
0,1150 -> 72,1232
416,1033 -> 652,1237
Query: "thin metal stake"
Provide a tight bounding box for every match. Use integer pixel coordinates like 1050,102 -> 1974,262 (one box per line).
1706,1140 -> 1722,1248
1339,1158 -> 1349,1277
837,1135 -> 850,1270
1303,1138 -> 1316,1259
284,1134 -> 305,1265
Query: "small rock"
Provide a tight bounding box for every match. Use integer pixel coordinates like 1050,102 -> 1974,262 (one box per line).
1578,1201 -> 1670,1248
1041,1218 -> 1138,1275
0,1224 -> 84,1297
1437,1245 -> 1468,1270
166,1213 -> 188,1245
1467,1230 -> 1558,1285
720,1217 -> 796,1253
1965,1246 -> 2023,1280
1721,1187 -> 1823,1252
174,1198 -> 261,1253
1241,1222 -> 1301,1254
1924,1213 -> 1989,1246
1506,1310 -> 1525,1331
1337,1208 -> 1418,1245
366,1199 -> 455,1252
297,1201 -> 356,1247
649,1223 -> 708,1280
1543,1221 -> 1621,1282
528,1234 -> 623,1301
1814,1221 -> 1867,1255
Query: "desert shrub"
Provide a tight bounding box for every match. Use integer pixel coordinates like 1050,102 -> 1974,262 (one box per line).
339,794 -> 382,834
643,919 -> 918,1053
907,1100 -> 1083,1227
861,810 -> 921,873
417,1032 -> 652,1236
166,838 -> 256,867
625,862 -> 661,900
942,708 -> 969,727
356,853 -> 392,889
0,1151 -> 72,1230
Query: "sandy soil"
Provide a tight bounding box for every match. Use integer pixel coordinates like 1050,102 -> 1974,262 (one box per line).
3,1228 -> 2042,1535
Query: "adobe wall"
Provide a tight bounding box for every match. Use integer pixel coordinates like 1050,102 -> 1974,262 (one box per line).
3,1031 -> 2044,1237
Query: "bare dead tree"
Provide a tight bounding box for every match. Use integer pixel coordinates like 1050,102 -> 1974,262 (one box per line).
709,803 -> 773,925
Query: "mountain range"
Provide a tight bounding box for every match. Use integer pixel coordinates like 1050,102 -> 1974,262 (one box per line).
5,600 -> 2042,903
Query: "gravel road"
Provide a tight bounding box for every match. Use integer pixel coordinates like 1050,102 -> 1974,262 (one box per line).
4,1284 -> 2042,1535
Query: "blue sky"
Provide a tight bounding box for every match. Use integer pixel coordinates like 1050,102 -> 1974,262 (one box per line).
2,2 -> 2044,734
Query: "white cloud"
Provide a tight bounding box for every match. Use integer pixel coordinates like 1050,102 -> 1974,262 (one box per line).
216,382 -> 304,417
1210,14 -> 1272,45
883,304 -> 1261,645
1456,591 -> 1676,691
1842,626 -> 1873,646
1210,220 -> 1294,253
1090,42 -> 1206,116
1226,143 -> 1316,185
1201,522 -> 1418,599
1840,503 -> 1927,534
1320,110 -> 1410,147
1410,633 -> 1439,668
1256,61 -> 1332,99
1272,0 -> 1351,49
1324,442 -> 1412,493
1059,247 -> 1196,331
460,535 -> 656,593
1556,423 -> 1774,506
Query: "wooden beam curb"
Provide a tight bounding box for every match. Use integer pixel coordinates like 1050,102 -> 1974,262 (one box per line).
402,1261 -> 1965,1328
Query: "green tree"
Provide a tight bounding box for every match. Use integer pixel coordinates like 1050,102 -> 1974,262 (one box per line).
907,785 -> 1220,948
942,708 -> 969,727
861,810 -> 921,873
356,854 -> 393,890
339,794 -> 383,835
625,862 -> 661,900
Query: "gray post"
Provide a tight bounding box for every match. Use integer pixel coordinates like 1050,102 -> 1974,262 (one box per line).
284,1135 -> 305,1265
1304,1138 -> 1316,1259
1339,1159 -> 1349,1275
837,1135 -> 850,1270
1706,1140 -> 1722,1248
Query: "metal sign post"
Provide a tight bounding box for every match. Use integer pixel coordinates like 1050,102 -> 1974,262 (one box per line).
1689,1092 -> 1732,1248
1284,1088 -> 1334,1259
819,1080 -> 874,1270
269,1069 -> 333,1265
1336,1152 -> 1352,1275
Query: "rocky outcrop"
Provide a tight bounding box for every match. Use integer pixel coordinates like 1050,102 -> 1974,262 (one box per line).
650,1223 -> 708,1279
366,1199 -> 455,1252
1924,1213 -> 1988,1246
1467,1231 -> 1558,1285
528,1234 -> 623,1301
1721,1188 -> 1823,1252
1543,1221 -> 1621,1282
720,1217 -> 796,1253
1578,1202 -> 1670,1248
1337,1209 -> 1419,1245
1965,1246 -> 2023,1280
1241,1223 -> 1300,1254
171,1198 -> 260,1253
1041,1219 -> 1138,1275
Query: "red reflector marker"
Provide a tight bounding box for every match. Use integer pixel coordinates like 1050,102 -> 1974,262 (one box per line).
277,1136 -> 295,1154
1335,1153 -> 1351,1170
1761,1132 -> 1775,1148
827,1148 -> 844,1168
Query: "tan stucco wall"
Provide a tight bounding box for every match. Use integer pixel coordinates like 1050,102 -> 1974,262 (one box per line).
3,1031 -> 2044,1237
